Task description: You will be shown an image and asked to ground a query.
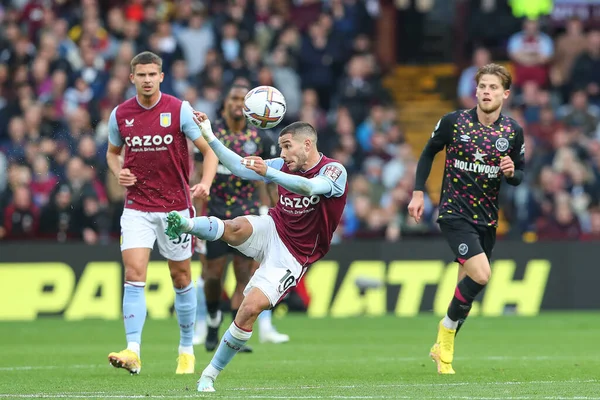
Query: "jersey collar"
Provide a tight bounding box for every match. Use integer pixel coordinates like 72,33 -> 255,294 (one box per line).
468,107 -> 503,126
136,91 -> 162,110
299,153 -> 324,174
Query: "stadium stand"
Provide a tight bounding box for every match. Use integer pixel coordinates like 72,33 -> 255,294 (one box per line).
1,0 -> 600,244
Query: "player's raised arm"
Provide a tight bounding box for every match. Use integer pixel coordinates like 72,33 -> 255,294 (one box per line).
106,106 -> 136,187
241,121 -> 347,197
192,111 -> 270,181
503,125 -> 525,186
249,161 -> 347,197
181,102 -> 218,198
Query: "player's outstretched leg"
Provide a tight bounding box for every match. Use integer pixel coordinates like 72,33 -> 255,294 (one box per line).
165,212 -> 224,242
193,276 -> 208,345
108,281 -> 146,374
197,288 -> 270,392
258,310 -> 290,344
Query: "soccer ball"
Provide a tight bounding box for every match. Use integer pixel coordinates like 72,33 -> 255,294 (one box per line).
243,86 -> 287,129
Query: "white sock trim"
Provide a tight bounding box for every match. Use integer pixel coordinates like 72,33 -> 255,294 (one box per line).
127,342 -> 140,356
204,363 -> 221,378
229,321 -> 252,341
179,345 -> 194,355
174,282 -> 194,294
124,281 -> 146,287
443,315 -> 459,330
207,310 -> 221,328
183,217 -> 194,232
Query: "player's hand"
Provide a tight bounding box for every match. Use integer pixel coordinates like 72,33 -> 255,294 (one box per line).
500,156 -> 515,178
241,156 -> 267,176
192,111 -> 216,141
408,191 -> 425,223
191,183 -> 210,199
118,168 -> 137,187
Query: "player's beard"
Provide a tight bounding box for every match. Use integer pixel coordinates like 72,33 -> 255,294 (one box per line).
290,153 -> 308,172
227,107 -> 245,121
478,99 -> 501,114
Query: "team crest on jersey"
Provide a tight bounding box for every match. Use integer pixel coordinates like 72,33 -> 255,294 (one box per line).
160,113 -> 171,128
243,141 -> 258,155
323,165 -> 342,182
495,138 -> 509,152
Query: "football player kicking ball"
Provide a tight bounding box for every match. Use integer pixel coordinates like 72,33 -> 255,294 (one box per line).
165,113 -> 348,392
408,63 -> 525,374
106,51 -> 218,375
192,84 -> 288,352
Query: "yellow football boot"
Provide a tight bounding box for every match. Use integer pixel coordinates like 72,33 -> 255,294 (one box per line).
175,353 -> 195,374
108,349 -> 141,374
429,320 -> 456,374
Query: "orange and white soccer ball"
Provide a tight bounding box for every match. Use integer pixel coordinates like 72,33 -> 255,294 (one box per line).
243,85 -> 287,129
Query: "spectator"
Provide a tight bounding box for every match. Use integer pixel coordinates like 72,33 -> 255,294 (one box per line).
268,46 -> 302,120
556,89 -> 600,137
3,185 -> 39,240
528,105 -> 565,151
39,183 -> 77,242
569,30 -> 600,106
550,17 -> 587,92
507,18 -> 554,88
176,11 -> 214,75
29,154 -> 58,208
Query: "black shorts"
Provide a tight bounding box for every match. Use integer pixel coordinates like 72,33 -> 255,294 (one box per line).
205,239 -> 251,260
438,218 -> 496,264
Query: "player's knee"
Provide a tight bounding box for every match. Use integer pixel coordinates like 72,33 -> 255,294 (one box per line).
470,268 -> 491,285
170,270 -> 191,288
464,253 -> 491,285
168,260 -> 191,288
223,217 -> 252,245
124,263 -> 146,282
237,301 -> 263,324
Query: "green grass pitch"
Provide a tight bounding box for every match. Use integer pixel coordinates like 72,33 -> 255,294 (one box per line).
1,313 -> 599,399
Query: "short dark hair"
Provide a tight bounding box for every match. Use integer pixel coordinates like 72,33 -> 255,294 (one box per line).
279,121 -> 318,144
474,63 -> 512,90
130,51 -> 163,73
227,83 -> 250,96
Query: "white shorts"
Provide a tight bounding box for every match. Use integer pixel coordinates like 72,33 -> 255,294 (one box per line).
120,208 -> 194,261
195,239 -> 207,255
232,215 -> 305,307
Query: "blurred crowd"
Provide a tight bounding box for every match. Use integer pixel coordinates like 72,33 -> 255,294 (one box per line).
0,0 -> 389,243
2,0 -> 600,243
